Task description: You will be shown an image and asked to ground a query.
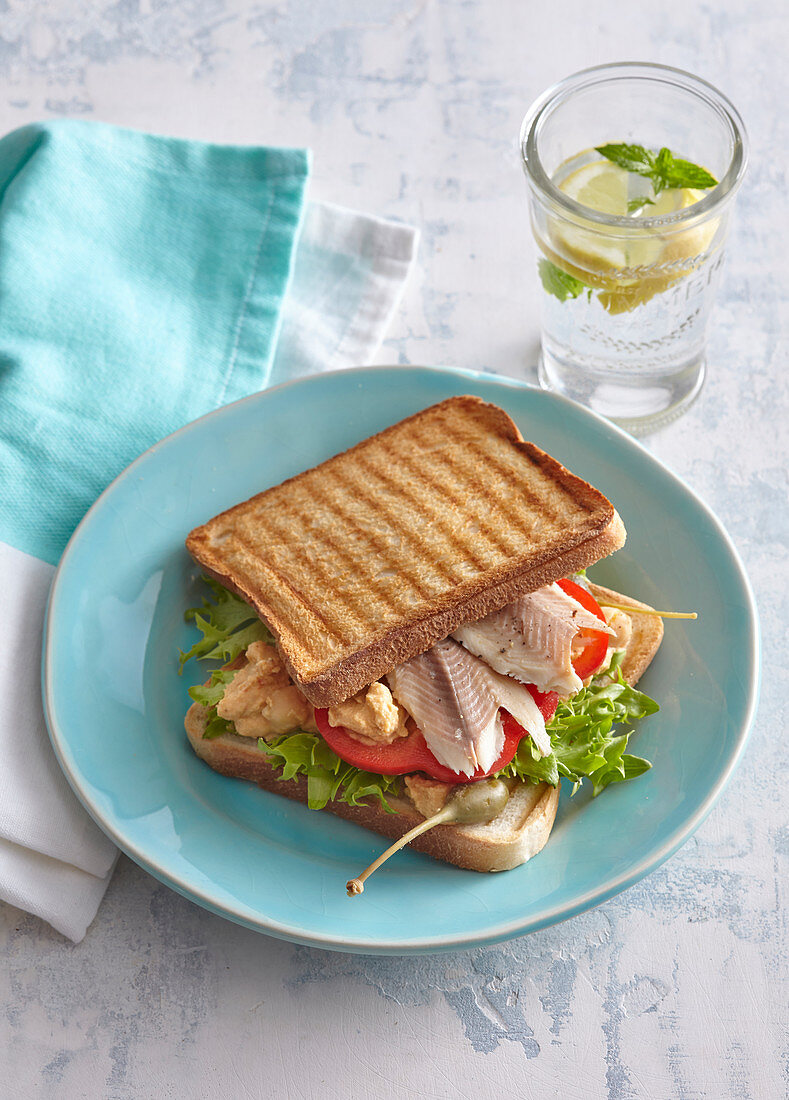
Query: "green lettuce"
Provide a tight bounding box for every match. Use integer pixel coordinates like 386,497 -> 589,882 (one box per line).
187,668 -> 238,739
259,733 -> 402,812
202,712 -> 235,741
180,579 -> 402,809
188,667 -> 238,708
502,651 -> 657,796
178,576 -> 273,671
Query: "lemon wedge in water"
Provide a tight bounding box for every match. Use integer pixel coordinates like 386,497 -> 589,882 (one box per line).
543,157 -> 716,311
560,161 -> 632,216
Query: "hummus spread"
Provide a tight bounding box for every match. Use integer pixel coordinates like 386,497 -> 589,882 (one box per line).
327,681 -> 410,745
404,774 -> 453,819
217,641 -> 317,738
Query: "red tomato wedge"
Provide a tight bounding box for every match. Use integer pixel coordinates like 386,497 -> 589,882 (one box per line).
314,688 -> 558,784
556,576 -> 610,680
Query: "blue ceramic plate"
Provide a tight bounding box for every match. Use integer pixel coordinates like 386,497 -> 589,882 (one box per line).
43,367 -> 759,953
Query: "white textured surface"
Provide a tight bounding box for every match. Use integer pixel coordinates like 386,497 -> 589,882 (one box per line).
2,3 -> 787,1097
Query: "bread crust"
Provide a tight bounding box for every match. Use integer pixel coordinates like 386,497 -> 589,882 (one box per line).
587,582 -> 664,685
186,397 -> 627,706
183,584 -> 662,874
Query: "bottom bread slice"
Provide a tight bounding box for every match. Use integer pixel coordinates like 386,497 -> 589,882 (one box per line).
185,706 -> 559,872
183,583 -> 663,873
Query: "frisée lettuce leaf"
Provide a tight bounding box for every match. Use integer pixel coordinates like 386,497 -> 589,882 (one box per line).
500,651 -> 657,795
178,576 -> 273,671
259,733 -> 402,812
188,667 -> 238,708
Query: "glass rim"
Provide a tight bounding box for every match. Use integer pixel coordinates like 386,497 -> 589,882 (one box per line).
520,62 -> 748,230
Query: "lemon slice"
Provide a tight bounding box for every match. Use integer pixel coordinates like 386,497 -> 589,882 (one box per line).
555,161 -> 660,274
548,158 -> 716,302
559,161 -> 631,216
559,159 -> 705,219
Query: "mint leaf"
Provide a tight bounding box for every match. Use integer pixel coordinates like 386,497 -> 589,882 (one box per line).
655,145 -> 672,173
596,142 -> 717,198
657,153 -> 718,191
627,196 -> 655,214
595,143 -> 655,174
538,259 -> 590,302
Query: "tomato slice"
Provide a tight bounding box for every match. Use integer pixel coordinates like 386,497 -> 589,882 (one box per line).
314,687 -> 558,784
556,576 -> 610,680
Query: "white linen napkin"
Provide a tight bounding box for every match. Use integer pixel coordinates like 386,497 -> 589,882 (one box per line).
0,199 -> 418,941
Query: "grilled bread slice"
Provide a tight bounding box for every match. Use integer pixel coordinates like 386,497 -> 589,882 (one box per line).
184,584 -> 662,873
186,396 -> 626,707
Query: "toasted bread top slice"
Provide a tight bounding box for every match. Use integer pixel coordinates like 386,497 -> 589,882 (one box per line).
186,395 -> 626,706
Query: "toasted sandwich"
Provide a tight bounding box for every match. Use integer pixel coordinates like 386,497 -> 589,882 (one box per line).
181,396 -> 664,881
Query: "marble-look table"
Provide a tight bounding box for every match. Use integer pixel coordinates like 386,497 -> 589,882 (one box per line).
2,2 -> 786,1097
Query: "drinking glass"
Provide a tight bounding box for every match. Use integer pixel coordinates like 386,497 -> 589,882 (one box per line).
520,63 -> 747,433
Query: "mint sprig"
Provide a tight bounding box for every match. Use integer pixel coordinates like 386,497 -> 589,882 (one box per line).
538,258 -> 592,303
595,143 -> 718,196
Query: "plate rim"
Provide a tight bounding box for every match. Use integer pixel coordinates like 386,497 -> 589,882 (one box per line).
42,364 -> 762,953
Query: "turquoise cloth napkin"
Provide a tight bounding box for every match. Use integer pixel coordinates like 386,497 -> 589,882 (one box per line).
0,118 -> 418,941
0,120 -> 309,566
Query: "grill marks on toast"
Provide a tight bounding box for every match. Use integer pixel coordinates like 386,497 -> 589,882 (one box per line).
350,431 -> 527,588
247,478 -> 396,649
355,444 -> 491,573
186,396 -> 623,699
391,419 -> 596,566
334,459 -> 461,585
390,420 -> 563,567
231,523 -> 339,637
464,441 -> 562,529
318,466 -> 437,600
392,437 -> 512,567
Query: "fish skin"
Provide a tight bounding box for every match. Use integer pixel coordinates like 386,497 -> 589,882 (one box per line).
388,640 -> 503,776
387,640 -> 550,777
453,582 -> 613,696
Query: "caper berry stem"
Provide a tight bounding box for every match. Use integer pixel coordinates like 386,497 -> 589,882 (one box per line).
597,600 -> 697,619
346,806 -> 455,896
346,778 -> 510,896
